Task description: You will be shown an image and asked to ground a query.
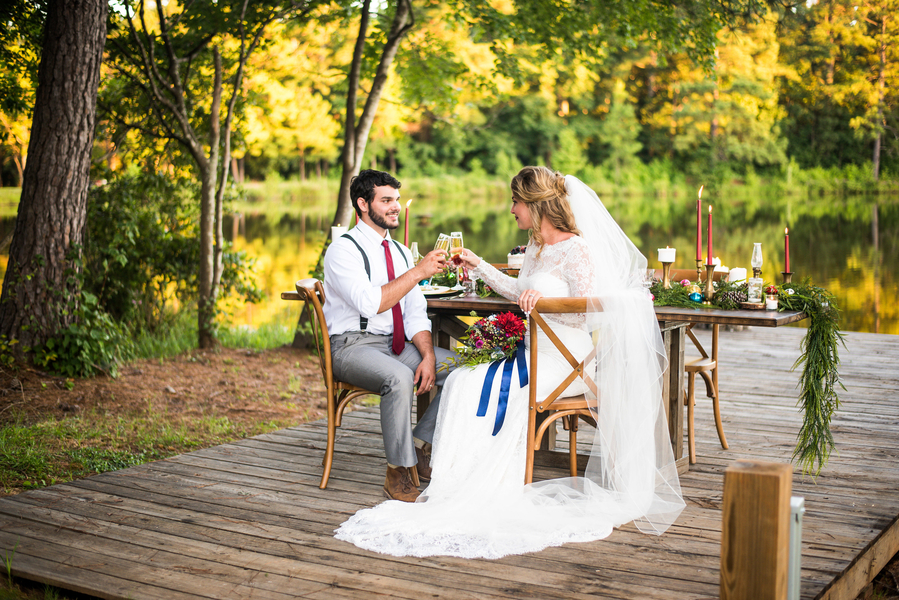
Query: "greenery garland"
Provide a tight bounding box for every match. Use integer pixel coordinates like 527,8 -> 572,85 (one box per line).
650,276 -> 844,475
777,279 -> 845,475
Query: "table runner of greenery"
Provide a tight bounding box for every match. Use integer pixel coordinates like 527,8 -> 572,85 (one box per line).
650,278 -> 844,475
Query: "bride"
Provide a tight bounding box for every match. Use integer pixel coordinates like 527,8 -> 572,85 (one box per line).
335,166 -> 685,559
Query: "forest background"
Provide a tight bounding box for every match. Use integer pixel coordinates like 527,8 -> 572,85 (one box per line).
0,0 -> 897,375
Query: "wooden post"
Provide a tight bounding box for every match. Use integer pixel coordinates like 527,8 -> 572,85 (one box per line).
721,460 -> 793,600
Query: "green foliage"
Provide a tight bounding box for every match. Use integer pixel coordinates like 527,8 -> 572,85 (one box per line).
33,291 -> 135,379
778,279 -> 846,476
0,336 -> 18,369
650,280 -> 698,308
82,172 -> 263,334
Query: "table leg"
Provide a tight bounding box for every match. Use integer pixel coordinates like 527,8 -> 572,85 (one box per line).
659,321 -> 688,474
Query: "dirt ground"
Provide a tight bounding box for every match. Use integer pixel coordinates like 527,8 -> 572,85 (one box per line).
0,345 -> 327,428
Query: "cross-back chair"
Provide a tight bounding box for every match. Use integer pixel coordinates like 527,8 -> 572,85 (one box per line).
524,298 -> 600,484
295,278 -> 385,489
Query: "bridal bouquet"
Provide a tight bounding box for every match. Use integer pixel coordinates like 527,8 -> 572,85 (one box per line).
445,311 -> 527,369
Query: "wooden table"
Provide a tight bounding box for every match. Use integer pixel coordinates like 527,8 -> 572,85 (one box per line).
427,293 -> 807,473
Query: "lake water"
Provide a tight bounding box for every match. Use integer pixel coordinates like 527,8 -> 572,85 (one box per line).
1,181 -> 896,335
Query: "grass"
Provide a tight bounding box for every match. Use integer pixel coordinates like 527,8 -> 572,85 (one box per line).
0,405 -> 289,496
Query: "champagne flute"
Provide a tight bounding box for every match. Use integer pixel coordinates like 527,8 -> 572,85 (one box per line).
449,232 -> 464,284
434,233 -> 450,255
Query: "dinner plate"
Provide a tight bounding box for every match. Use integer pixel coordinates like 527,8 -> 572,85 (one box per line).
421,285 -> 463,298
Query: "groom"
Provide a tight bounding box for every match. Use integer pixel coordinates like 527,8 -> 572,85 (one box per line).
322,169 -> 455,502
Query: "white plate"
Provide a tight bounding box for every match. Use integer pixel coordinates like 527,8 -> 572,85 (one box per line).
420,285 -> 452,295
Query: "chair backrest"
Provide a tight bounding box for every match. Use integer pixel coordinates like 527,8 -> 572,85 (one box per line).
295,278 -> 331,386
528,298 -> 601,411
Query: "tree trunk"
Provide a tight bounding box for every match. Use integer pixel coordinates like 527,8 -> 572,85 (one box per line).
0,0 -> 107,353
198,49 -> 223,349
294,0 -> 413,349
873,13 -> 886,181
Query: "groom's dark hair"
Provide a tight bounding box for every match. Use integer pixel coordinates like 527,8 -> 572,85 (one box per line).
350,170 -> 402,216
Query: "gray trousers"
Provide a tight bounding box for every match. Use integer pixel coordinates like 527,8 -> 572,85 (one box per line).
330,332 -> 455,467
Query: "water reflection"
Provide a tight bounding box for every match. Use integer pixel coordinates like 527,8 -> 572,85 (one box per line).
1,189 -> 896,335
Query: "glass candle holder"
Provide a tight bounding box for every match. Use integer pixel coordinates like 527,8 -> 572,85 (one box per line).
747,277 -> 764,303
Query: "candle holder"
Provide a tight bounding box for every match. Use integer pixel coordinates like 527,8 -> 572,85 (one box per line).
695,258 -> 704,284
703,264 -> 715,304
781,271 -> 793,284
661,261 -> 674,289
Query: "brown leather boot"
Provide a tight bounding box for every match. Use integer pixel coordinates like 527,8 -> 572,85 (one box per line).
414,444 -> 432,482
384,466 -> 421,502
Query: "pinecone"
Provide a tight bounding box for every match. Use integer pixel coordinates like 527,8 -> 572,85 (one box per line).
717,288 -> 747,309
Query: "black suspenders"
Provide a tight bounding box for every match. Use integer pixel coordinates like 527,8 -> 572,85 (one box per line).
340,233 -> 409,332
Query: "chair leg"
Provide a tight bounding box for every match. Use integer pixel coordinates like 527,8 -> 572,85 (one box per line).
712,384 -> 729,450
698,370 -> 728,449
687,372 -> 696,465
525,407 -> 537,484
410,465 -> 421,487
569,417 -> 579,478
320,391 -> 337,489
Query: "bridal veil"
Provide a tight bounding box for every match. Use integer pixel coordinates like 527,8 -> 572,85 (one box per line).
525,175 -> 684,536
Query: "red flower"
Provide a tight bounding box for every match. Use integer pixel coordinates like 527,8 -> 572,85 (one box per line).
494,312 -> 526,338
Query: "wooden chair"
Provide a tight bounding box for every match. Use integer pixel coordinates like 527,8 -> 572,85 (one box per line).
685,323 -> 727,464
295,278 -> 398,489
524,298 -> 599,484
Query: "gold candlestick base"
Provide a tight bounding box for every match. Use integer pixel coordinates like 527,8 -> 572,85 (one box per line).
703,264 -> 716,304
661,261 -> 674,289
695,258 -> 704,284
782,271 -> 793,284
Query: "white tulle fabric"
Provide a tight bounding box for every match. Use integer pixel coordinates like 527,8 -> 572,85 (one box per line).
334,176 -> 684,559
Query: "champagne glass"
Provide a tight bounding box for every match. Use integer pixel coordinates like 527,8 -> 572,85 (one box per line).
434,233 -> 450,254
449,232 -> 464,284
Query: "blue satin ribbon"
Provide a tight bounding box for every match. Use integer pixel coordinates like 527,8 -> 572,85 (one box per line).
476,340 -> 528,436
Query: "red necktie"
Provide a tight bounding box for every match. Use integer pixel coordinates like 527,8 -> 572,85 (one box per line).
382,240 -> 406,355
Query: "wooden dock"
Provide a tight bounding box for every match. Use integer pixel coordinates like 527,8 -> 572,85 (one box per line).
0,327 -> 897,599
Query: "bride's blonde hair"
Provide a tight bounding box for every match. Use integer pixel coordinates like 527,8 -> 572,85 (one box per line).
510,166 -> 580,252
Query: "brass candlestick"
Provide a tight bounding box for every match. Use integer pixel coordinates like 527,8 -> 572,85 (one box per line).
703,264 -> 716,305
695,258 -> 704,284
661,261 -> 674,289
782,271 -> 793,284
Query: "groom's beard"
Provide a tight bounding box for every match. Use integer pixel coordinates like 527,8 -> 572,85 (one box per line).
370,208 -> 399,231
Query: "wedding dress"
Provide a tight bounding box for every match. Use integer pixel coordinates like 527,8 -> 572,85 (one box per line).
335,177 -> 684,559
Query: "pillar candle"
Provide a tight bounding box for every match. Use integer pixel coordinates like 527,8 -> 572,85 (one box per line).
696,186 -> 703,261
658,247 -> 676,262
785,227 -> 790,273
706,206 -> 713,265
331,224 -> 348,241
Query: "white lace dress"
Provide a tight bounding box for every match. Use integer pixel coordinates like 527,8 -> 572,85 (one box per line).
334,237 -> 619,559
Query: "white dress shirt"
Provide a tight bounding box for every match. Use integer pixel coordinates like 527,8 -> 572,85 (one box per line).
322,221 -> 431,339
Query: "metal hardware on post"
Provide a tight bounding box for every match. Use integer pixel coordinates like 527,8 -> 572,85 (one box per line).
788,496 -> 805,600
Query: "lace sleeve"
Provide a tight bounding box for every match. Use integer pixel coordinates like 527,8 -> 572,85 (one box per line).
547,238 -> 596,330
470,260 -> 520,301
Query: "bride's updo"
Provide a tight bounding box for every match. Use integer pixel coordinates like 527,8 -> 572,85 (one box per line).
510,166 -> 580,250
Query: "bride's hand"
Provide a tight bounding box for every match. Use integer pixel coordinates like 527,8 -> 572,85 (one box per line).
518,289 -> 542,314
453,248 -> 481,269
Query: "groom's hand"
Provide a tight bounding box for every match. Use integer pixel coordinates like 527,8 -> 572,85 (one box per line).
413,358 -> 437,393
411,331 -> 437,393
416,249 -> 448,279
